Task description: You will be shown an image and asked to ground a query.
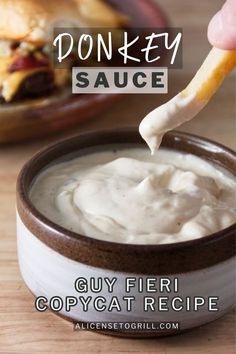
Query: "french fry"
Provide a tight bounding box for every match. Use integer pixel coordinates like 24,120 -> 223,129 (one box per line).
139,47 -> 236,154
182,48 -> 236,102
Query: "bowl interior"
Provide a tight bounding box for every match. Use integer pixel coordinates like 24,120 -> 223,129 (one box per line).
16,129 -> 236,274
23,129 -> 236,187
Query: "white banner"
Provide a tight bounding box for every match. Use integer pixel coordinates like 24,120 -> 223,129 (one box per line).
72,67 -> 168,94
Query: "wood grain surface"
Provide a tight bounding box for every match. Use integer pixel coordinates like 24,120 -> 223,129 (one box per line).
0,0 -> 235,353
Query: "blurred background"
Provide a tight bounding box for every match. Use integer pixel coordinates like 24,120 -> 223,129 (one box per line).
0,0 -> 235,151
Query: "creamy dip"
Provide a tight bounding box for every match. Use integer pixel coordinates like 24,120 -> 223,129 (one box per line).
139,93 -> 206,154
30,148 -> 236,244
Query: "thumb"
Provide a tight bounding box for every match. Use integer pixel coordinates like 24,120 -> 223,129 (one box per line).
208,0 -> 236,49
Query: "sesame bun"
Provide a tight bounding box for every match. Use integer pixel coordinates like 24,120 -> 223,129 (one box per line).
0,0 -> 128,44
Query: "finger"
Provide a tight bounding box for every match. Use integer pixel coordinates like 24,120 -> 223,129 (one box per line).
208,0 -> 236,50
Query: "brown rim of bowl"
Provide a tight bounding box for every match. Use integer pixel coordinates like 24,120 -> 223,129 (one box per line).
16,128 -> 236,275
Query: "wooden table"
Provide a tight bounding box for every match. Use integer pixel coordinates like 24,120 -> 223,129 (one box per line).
0,0 -> 235,353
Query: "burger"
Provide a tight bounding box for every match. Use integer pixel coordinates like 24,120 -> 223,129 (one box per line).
0,0 -> 127,102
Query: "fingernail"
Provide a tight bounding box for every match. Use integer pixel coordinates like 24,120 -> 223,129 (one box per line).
208,12 -> 223,43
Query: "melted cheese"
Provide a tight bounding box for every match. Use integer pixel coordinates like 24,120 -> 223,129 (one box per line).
2,68 -> 51,102
0,55 -> 72,101
0,57 -> 12,85
0,56 -> 53,102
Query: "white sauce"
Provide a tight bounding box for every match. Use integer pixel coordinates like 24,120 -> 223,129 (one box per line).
30,148 -> 236,244
139,93 -> 206,154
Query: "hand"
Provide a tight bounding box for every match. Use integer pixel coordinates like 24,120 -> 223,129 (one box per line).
208,0 -> 236,49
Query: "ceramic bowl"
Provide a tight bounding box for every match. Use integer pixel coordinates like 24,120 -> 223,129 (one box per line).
16,129 -> 236,337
